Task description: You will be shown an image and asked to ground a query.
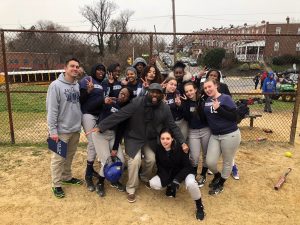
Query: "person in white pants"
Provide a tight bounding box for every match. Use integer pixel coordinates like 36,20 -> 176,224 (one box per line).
149,128 -> 205,221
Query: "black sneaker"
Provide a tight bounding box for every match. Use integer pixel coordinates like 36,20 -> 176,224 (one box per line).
209,173 -> 221,188
208,183 -> 224,195
96,182 -> 105,197
165,185 -> 173,198
85,176 -> 95,192
52,187 -> 65,198
196,207 -> 205,220
198,176 -> 206,188
62,177 -> 83,185
110,181 -> 125,192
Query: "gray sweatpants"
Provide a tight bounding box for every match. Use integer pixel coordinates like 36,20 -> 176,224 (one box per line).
149,174 -> 201,200
82,114 -> 98,162
175,119 -> 188,141
206,129 -> 241,179
92,130 -> 125,177
188,127 -> 211,168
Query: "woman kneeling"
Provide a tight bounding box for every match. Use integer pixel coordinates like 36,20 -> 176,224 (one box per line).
149,128 -> 205,221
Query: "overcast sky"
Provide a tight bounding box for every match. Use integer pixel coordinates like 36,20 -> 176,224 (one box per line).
1,0 -> 300,32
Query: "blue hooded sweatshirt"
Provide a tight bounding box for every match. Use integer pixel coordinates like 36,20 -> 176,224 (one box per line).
262,72 -> 276,93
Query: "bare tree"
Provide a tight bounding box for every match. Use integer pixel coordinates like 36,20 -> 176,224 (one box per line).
81,0 -> 117,56
108,9 -> 134,53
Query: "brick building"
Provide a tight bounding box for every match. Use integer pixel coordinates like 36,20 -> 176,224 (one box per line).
186,17 -> 300,62
0,52 -> 64,72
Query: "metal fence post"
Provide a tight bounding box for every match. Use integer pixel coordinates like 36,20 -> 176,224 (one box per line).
1,30 -> 15,144
149,33 -> 153,62
289,72 -> 300,145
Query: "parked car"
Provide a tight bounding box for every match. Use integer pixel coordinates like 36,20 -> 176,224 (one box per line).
188,59 -> 198,67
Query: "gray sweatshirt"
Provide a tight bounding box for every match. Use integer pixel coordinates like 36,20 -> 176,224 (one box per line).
46,73 -> 82,135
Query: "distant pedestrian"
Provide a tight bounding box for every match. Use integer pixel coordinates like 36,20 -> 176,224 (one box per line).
253,73 -> 260,90
260,71 -> 267,90
262,71 -> 276,113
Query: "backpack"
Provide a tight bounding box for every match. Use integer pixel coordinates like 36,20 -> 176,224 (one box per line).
235,99 -> 250,124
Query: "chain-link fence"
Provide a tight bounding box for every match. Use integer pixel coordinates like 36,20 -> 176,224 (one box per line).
0,29 -> 300,144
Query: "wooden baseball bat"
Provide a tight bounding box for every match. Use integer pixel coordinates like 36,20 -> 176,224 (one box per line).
274,168 -> 292,190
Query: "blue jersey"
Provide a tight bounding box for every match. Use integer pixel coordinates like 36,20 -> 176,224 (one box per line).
182,99 -> 208,129
79,76 -> 109,115
204,94 -> 238,135
165,91 -> 184,121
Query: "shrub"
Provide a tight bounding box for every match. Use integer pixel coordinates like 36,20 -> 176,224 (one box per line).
249,63 -> 261,70
239,63 -> 250,71
202,48 -> 226,69
272,55 -> 300,65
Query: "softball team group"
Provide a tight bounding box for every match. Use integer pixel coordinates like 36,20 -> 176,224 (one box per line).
47,57 -> 241,221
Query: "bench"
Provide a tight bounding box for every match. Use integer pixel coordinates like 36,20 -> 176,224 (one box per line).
245,114 -> 262,129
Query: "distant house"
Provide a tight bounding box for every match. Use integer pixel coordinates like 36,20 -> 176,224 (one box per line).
187,17 -> 300,62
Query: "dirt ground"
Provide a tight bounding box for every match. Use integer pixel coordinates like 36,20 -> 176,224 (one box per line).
0,140 -> 299,225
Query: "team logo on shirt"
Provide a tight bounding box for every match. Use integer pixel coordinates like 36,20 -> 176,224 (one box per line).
167,99 -> 175,105
110,107 -> 119,113
113,85 -> 122,90
94,84 -> 103,89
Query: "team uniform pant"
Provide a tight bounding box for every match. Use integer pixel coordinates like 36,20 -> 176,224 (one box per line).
175,118 -> 188,141
188,127 -> 211,168
82,114 -> 98,162
206,129 -> 241,179
92,130 -> 125,177
149,174 -> 201,200
51,132 -> 80,187
126,144 -> 156,194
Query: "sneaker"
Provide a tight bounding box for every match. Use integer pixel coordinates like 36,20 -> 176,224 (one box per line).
209,173 -> 221,188
95,183 -> 105,197
52,187 -> 65,198
196,207 -> 205,220
62,177 -> 83,185
165,186 -> 173,198
208,183 -> 224,195
85,176 -> 95,192
198,176 -> 206,188
110,181 -> 125,192
207,169 -> 213,175
231,165 -> 240,180
127,193 -> 136,203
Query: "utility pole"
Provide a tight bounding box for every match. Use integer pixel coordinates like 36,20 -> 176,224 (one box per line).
172,0 -> 177,61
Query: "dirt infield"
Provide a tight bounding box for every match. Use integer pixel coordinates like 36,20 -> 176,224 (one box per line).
0,141 -> 299,225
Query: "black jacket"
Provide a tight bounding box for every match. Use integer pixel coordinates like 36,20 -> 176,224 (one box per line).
98,96 -> 185,158
155,143 -> 194,187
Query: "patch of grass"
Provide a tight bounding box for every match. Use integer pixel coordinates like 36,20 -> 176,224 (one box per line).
31,149 -> 43,156
0,92 -> 46,112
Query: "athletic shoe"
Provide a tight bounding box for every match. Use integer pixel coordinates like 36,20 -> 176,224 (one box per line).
85,176 -> 95,192
62,177 -> 83,185
209,173 -> 221,188
127,193 -> 136,203
110,181 -> 125,192
95,183 -> 105,197
207,169 -> 213,175
231,165 -> 240,180
196,207 -> 205,220
52,187 -> 65,198
165,185 -> 173,198
208,183 -> 224,195
198,176 -> 206,188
